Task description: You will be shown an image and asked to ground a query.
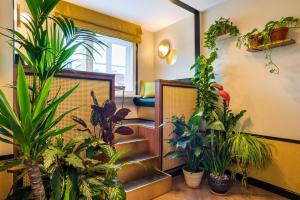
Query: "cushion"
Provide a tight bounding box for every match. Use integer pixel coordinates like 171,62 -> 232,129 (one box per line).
133,97 -> 155,107
143,82 -> 155,98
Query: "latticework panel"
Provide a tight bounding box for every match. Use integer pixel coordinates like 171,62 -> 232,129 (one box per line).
162,86 -> 197,171
26,75 -> 111,143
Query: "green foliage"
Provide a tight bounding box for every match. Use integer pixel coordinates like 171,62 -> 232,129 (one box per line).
205,112 -> 272,186
237,16 -> 300,74
204,17 -> 240,51
220,101 -> 246,133
0,0 -> 105,198
72,92 -> 133,146
191,51 -> 219,121
164,113 -> 207,172
229,132 -> 272,187
43,135 -> 126,200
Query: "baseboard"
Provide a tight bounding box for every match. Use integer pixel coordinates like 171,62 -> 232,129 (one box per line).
236,174 -> 300,200
0,154 -> 14,161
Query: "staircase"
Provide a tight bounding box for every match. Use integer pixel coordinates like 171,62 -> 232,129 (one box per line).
115,121 -> 172,200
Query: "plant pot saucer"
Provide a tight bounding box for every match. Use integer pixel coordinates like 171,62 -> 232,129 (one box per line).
209,189 -> 229,196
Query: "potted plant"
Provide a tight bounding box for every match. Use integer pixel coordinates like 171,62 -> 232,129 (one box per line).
204,17 -> 240,51
237,17 -> 299,74
164,114 -> 206,188
229,132 -> 272,187
204,112 -> 232,195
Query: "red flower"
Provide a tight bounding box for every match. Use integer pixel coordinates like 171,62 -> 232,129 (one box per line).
214,83 -> 230,107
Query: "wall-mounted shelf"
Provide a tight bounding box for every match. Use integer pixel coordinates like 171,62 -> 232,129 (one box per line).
247,39 -> 296,52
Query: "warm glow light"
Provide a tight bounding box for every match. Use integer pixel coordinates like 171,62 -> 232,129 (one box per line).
158,39 -> 171,58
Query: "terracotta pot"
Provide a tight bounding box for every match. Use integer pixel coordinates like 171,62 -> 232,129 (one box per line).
182,167 -> 204,188
270,27 -> 289,42
248,33 -> 262,48
208,173 -> 231,195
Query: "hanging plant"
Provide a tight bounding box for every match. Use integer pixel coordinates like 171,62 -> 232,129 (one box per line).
204,17 -> 240,51
237,17 -> 300,74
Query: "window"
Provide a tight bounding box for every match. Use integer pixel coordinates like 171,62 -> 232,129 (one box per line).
68,34 -> 136,96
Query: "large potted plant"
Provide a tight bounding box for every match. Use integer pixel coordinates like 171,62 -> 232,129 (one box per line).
204,112 -> 232,195
204,17 -> 240,51
0,0 -> 104,199
164,114 -> 206,188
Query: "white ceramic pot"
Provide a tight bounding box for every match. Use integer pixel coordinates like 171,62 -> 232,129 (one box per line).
182,167 -> 204,188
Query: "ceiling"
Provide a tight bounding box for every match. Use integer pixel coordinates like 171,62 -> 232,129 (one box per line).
66,0 -> 226,32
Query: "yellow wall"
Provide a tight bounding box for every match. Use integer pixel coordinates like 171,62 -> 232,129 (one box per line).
202,0 -> 300,194
249,139 -> 300,194
0,0 -> 14,199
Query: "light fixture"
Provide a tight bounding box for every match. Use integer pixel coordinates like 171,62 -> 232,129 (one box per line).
158,39 -> 171,58
166,49 -> 177,65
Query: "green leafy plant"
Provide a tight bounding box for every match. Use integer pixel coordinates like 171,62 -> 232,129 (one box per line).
220,101 -> 246,134
229,132 -> 272,187
237,17 -> 300,74
0,0 -> 104,199
43,135 -> 126,200
72,91 -> 133,146
164,113 -> 206,172
191,51 -> 219,122
204,17 -> 240,51
0,64 -> 78,200
203,112 -> 232,178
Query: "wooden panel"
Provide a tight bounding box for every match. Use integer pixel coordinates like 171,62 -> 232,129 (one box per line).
161,86 -> 197,171
249,139 -> 300,195
137,107 -> 155,121
0,171 -> 13,199
138,126 -> 159,156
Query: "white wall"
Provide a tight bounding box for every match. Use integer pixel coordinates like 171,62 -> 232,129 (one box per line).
202,0 -> 300,140
154,15 -> 195,80
0,0 -> 14,198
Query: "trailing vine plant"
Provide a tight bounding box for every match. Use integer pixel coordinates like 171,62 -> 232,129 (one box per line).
204,17 -> 240,51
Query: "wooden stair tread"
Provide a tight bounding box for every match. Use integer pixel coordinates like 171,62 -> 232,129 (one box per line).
121,119 -> 155,128
124,170 -> 170,192
116,138 -> 148,145
117,153 -> 158,164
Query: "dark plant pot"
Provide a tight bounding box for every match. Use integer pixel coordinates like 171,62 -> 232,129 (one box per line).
270,27 -> 289,42
208,173 -> 231,195
248,33 -> 263,48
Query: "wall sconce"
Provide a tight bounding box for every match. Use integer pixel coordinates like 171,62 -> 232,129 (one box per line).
158,39 -> 177,65
158,39 -> 171,58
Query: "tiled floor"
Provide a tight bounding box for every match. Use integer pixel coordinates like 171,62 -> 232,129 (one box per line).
154,176 -> 287,200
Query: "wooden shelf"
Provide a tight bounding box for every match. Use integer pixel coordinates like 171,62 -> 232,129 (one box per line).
247,39 -> 296,52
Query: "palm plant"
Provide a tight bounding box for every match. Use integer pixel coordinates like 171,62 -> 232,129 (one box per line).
0,0 -> 104,199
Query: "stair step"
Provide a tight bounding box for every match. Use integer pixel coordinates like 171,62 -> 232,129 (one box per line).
121,119 -> 155,129
116,138 -> 148,145
115,138 -> 149,159
124,170 -> 172,200
117,153 -> 158,165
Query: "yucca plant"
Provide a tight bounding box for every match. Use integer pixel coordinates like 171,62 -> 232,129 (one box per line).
0,0 -> 104,199
43,135 -> 126,200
